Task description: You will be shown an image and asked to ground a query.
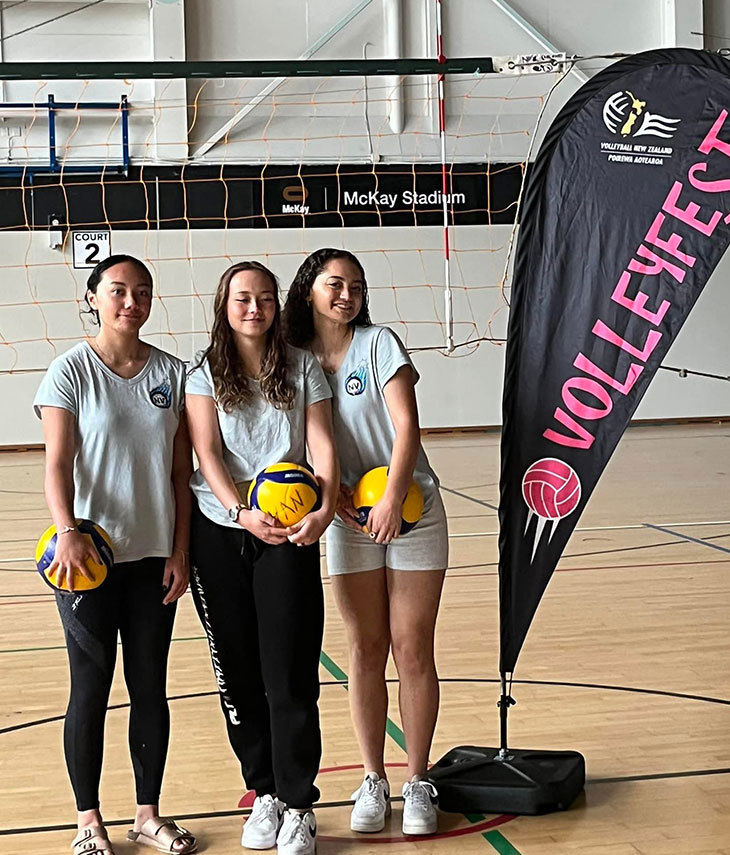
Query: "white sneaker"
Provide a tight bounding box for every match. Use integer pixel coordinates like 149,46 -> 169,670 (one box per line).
350,772 -> 391,832
401,777 -> 438,835
276,809 -> 316,855
242,794 -> 284,849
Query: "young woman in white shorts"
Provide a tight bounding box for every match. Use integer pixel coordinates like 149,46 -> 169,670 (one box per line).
283,248 -> 448,836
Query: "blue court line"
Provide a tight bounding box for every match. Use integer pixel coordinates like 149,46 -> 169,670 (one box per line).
643,523 -> 730,555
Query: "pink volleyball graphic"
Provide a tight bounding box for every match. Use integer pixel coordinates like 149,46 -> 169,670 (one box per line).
521,458 -> 582,562
522,458 -> 581,520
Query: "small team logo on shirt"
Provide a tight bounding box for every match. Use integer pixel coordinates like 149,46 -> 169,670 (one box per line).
149,383 -> 172,409
345,363 -> 367,396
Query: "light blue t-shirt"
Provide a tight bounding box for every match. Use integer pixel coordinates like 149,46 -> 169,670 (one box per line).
323,325 -> 439,497
33,342 -> 186,563
187,345 -> 332,528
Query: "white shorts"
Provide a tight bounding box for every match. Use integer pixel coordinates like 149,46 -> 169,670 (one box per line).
325,489 -> 449,575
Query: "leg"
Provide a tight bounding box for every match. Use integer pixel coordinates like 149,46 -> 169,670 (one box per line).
117,557 -> 184,841
190,507 -> 276,796
387,568 -> 446,777
253,539 -> 324,809
55,579 -> 119,817
330,568 -> 391,777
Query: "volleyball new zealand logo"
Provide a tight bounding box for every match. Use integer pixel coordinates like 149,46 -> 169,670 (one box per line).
149,383 -> 172,409
602,90 -> 680,139
345,362 -> 367,396
522,458 -> 581,562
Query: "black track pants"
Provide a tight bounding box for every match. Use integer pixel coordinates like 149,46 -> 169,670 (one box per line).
190,505 -> 324,809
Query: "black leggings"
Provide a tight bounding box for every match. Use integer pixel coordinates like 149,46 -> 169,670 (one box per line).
190,505 -> 324,809
56,557 -> 177,811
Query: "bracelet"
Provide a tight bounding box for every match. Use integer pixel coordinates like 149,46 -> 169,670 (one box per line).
174,547 -> 189,564
57,525 -> 76,535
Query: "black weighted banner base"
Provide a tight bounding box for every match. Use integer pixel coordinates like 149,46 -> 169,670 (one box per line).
429,746 -> 585,815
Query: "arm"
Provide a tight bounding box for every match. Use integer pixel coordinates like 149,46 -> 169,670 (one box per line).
185,393 -> 288,544
40,406 -> 100,590
287,398 -> 340,546
162,415 -> 194,604
367,365 -> 421,544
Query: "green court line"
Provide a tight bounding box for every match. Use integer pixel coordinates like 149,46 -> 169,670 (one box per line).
318,651 -> 406,751
318,650 -> 348,682
318,650 -> 520,855
483,830 -> 522,854
4,641 -> 519,851
464,812 -> 521,853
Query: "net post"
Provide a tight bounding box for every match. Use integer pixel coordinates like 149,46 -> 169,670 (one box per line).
435,0 -> 454,353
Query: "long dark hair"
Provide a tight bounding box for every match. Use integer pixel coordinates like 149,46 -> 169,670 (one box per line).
283,248 -> 372,347
197,261 -> 295,412
84,254 -> 153,326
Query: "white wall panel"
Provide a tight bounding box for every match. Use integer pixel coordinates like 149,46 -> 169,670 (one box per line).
2,221 -> 728,446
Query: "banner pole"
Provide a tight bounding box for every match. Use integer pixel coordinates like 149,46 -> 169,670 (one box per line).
497,672 -> 513,758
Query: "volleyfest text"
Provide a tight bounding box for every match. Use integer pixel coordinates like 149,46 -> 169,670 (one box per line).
543,109 -> 730,451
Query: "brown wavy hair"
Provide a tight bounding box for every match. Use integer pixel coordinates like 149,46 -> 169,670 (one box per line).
283,248 -> 371,347
196,261 -> 295,412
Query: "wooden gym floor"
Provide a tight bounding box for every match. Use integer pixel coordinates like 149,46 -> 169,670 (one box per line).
1,423 -> 729,855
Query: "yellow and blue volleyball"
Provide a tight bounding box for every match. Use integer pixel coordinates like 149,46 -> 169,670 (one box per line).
35,519 -> 114,592
353,466 -> 424,535
247,462 -> 322,527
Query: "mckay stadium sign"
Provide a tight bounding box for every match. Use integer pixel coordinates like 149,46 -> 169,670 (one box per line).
341,189 -> 467,208
262,162 -> 524,227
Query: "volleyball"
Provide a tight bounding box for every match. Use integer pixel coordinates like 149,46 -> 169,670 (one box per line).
522,458 -> 581,520
248,462 -> 322,527
352,466 -> 424,535
35,519 -> 114,592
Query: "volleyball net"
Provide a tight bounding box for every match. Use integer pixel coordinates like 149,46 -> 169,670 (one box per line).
0,59 -> 568,377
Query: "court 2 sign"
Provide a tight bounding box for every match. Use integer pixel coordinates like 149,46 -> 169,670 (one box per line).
72,231 -> 111,269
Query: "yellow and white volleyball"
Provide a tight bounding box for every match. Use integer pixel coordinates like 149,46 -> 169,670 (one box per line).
247,462 -> 322,527
35,519 -> 114,592
352,466 -> 424,535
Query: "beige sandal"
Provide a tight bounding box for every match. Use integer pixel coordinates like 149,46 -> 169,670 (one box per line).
126,818 -> 197,854
72,826 -> 115,855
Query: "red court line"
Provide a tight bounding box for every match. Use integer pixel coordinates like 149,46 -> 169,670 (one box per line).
318,813 -> 515,845
239,763 -> 516,845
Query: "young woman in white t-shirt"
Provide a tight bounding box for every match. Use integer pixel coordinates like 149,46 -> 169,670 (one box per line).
185,261 -> 338,855
283,248 -> 448,837
34,255 -> 197,855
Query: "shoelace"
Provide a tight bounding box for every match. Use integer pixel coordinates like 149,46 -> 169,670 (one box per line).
357,777 -> 387,809
251,796 -> 278,825
283,813 -> 312,846
403,780 -> 437,812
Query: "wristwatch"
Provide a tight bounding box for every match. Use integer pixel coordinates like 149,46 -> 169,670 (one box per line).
228,503 -> 246,522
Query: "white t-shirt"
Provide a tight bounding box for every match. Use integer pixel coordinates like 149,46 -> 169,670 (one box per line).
186,345 -> 332,528
324,325 -> 439,496
33,341 -> 186,563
